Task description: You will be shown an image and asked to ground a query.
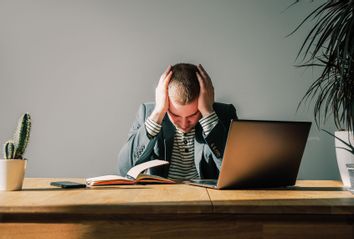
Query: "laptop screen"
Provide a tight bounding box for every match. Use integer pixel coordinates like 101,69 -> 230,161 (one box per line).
217,120 -> 311,189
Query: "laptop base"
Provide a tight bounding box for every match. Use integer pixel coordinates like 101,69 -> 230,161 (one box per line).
187,179 -> 218,189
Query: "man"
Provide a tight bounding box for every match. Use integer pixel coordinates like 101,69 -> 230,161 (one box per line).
118,63 -> 237,179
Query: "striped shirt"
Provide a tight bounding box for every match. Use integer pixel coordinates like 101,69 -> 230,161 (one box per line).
145,112 -> 219,180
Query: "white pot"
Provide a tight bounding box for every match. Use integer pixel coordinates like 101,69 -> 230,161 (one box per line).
0,159 -> 27,191
335,131 -> 354,188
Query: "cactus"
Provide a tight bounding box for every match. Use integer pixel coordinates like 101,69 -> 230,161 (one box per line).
3,140 -> 15,159
1,113 -> 31,160
12,113 -> 31,159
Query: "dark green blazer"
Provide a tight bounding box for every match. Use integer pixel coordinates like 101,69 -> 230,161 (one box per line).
117,102 -> 237,179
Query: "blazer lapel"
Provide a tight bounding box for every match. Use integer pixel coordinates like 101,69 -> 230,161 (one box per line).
161,114 -> 175,163
194,123 -> 204,178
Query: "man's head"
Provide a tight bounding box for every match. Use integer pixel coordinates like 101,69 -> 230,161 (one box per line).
168,64 -> 200,104
168,63 -> 201,133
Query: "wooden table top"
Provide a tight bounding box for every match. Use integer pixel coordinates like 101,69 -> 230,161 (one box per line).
207,180 -> 354,214
0,179 -> 353,215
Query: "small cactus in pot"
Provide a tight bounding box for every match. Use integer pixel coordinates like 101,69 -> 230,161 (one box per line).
0,113 -> 31,190
2,113 -> 31,160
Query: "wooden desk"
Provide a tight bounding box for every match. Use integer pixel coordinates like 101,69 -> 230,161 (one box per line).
0,179 -> 353,239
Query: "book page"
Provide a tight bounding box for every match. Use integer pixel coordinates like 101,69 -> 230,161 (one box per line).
136,174 -> 175,184
86,175 -> 129,186
127,160 -> 169,179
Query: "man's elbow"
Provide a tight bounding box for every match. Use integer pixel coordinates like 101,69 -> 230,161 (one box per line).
117,149 -> 133,176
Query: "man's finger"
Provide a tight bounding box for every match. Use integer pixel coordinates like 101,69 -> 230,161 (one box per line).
159,65 -> 172,84
165,65 -> 172,75
196,71 -> 205,90
197,64 -> 208,79
163,70 -> 173,89
198,64 -> 213,88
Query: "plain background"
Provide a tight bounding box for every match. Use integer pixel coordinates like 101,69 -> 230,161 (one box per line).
0,0 -> 338,179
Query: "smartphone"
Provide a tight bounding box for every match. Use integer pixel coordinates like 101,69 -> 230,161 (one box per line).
50,181 -> 87,189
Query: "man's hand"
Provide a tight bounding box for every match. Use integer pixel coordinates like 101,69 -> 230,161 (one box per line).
150,65 -> 173,124
196,64 -> 214,117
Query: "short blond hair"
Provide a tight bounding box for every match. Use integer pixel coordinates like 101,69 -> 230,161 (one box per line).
168,63 -> 200,105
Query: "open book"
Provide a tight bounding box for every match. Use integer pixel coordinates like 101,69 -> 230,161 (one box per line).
86,160 -> 175,186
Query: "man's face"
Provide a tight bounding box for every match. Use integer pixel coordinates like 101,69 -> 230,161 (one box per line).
167,98 -> 201,133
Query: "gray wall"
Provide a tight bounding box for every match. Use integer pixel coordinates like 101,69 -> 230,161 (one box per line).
0,0 -> 337,179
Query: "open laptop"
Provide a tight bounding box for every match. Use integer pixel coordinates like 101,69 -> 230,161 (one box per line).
188,120 -> 311,189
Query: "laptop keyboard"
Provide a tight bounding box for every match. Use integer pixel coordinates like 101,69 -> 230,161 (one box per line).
190,179 -> 217,186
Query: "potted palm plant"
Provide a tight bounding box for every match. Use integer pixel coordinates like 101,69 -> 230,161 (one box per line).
289,0 -> 353,187
0,113 -> 31,191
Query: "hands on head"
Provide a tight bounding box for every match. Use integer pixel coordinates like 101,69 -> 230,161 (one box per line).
150,65 -> 173,124
150,64 -> 215,125
196,64 -> 215,117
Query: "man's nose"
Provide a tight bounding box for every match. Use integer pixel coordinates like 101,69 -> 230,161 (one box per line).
181,118 -> 189,127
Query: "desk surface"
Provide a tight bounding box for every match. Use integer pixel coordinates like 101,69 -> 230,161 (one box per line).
0,179 -> 353,216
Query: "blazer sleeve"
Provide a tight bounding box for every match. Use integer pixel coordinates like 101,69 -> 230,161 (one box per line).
117,104 -> 159,176
203,103 -> 237,170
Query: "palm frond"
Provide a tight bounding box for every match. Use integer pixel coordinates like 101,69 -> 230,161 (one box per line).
289,0 -> 354,131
